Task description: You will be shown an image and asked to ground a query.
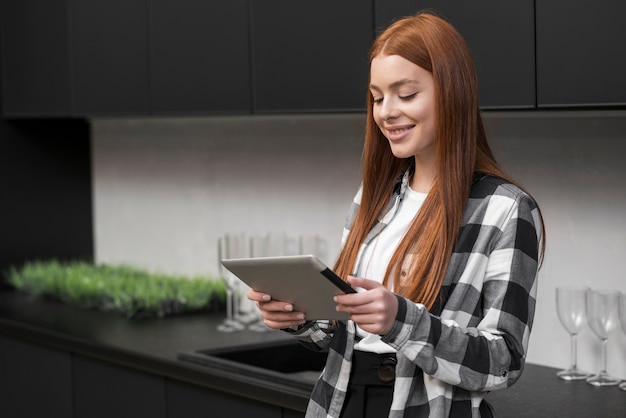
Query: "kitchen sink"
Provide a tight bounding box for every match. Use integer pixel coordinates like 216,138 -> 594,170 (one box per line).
178,339 -> 327,390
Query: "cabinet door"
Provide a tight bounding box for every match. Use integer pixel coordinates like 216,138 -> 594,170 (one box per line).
375,1 -> 536,109
69,0 -> 150,115
0,337 -> 73,417
250,0 -> 373,113
150,0 -> 251,115
0,119 -> 92,273
73,355 -> 166,418
166,379 -> 281,418
536,0 -> 626,107
0,0 -> 70,117
283,409 -> 306,418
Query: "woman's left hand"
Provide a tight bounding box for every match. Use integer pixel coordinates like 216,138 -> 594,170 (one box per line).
334,276 -> 398,335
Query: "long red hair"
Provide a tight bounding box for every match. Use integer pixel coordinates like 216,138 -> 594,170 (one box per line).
333,12 -> 540,309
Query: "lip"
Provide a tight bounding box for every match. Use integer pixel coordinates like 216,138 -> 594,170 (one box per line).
385,125 -> 415,141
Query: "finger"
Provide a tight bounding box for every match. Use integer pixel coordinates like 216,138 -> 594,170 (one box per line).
257,300 -> 297,313
336,300 -> 378,315
334,287 -> 375,306
261,311 -> 306,329
262,310 -> 305,322
336,288 -> 390,314
247,289 -> 271,302
334,277 -> 380,303
347,276 -> 383,291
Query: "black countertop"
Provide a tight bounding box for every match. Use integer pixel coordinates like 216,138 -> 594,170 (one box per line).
0,291 -> 624,417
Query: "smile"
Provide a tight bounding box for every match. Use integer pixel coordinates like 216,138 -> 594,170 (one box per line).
385,125 -> 414,141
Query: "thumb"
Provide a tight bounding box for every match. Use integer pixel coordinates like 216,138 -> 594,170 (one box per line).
347,275 -> 382,291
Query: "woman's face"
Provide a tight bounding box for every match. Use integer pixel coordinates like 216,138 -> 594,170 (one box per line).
369,54 -> 436,162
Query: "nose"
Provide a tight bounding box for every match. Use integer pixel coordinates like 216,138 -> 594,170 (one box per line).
378,97 -> 400,121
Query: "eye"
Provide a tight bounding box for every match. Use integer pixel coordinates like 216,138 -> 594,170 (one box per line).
400,93 -> 417,101
372,96 -> 383,104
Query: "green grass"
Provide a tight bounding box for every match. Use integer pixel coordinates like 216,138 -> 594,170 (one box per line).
5,260 -> 226,319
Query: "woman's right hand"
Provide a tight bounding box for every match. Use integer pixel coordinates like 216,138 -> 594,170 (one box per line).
247,289 -> 307,330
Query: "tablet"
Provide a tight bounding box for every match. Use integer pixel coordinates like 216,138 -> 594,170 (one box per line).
221,254 -> 356,320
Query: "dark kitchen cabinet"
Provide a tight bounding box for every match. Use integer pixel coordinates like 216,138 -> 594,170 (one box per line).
166,380 -> 282,418
0,119 -> 93,274
1,0 -> 249,117
0,333 -> 299,418
536,0 -> 626,107
150,0 -> 252,115
375,1 -> 536,109
1,0 -> 152,117
250,0 -> 373,113
4,1 -> 625,116
0,0 -> 71,117
73,355 -> 167,418
0,336 -> 74,417
70,0 -> 151,115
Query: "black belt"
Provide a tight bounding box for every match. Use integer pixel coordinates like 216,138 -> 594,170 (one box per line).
351,350 -> 397,385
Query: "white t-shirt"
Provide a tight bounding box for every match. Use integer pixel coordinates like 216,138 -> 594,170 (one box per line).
354,186 -> 426,353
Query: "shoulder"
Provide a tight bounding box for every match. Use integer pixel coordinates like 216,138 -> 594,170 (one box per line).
470,175 -> 538,210
471,174 -> 532,201
465,175 -> 541,232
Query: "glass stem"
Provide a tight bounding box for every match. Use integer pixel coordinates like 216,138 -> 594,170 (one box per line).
232,281 -> 240,321
570,334 -> 578,370
600,338 -> 608,375
225,288 -> 233,320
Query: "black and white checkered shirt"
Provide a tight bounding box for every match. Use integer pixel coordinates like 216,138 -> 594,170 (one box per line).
290,171 -> 542,418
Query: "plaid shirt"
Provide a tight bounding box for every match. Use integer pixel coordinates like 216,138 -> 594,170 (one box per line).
290,171 -> 542,418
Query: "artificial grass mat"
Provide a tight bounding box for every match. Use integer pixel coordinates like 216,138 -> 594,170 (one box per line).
5,260 -> 226,319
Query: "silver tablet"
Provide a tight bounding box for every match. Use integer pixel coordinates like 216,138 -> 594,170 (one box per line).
221,254 -> 356,320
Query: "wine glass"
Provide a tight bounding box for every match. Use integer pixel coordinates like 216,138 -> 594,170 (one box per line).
216,235 -> 245,332
555,286 -> 591,380
619,291 -> 626,391
245,234 -> 272,332
585,289 -> 621,386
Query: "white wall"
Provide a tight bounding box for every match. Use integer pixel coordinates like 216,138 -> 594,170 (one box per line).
484,110 -> 626,380
92,110 -> 626,379
92,114 -> 365,273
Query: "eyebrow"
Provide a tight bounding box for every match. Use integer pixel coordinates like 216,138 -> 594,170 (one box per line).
369,78 -> 419,92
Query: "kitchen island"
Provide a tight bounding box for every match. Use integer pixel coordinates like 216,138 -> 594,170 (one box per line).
0,290 -> 623,417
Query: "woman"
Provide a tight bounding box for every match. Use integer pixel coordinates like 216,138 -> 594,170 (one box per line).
248,12 -> 544,418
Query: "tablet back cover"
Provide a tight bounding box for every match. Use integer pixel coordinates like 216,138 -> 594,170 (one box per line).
221,255 -> 350,320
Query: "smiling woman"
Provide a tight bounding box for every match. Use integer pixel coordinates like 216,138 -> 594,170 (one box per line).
248,11 -> 545,418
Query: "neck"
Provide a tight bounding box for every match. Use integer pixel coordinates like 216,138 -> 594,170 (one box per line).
410,158 -> 436,193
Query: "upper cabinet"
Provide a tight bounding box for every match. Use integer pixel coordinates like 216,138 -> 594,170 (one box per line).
375,1 -> 536,109
2,1 -> 625,117
1,0 -> 253,117
0,0 -> 71,117
250,0 -> 372,113
150,0 -> 251,115
70,0 -> 151,116
536,0 -> 626,107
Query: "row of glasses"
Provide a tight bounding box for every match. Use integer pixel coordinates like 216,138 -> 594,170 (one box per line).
216,232 -> 328,333
556,286 -> 626,388
216,233 -> 246,332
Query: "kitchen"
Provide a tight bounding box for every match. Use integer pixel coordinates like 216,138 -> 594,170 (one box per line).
1,1 -> 626,417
